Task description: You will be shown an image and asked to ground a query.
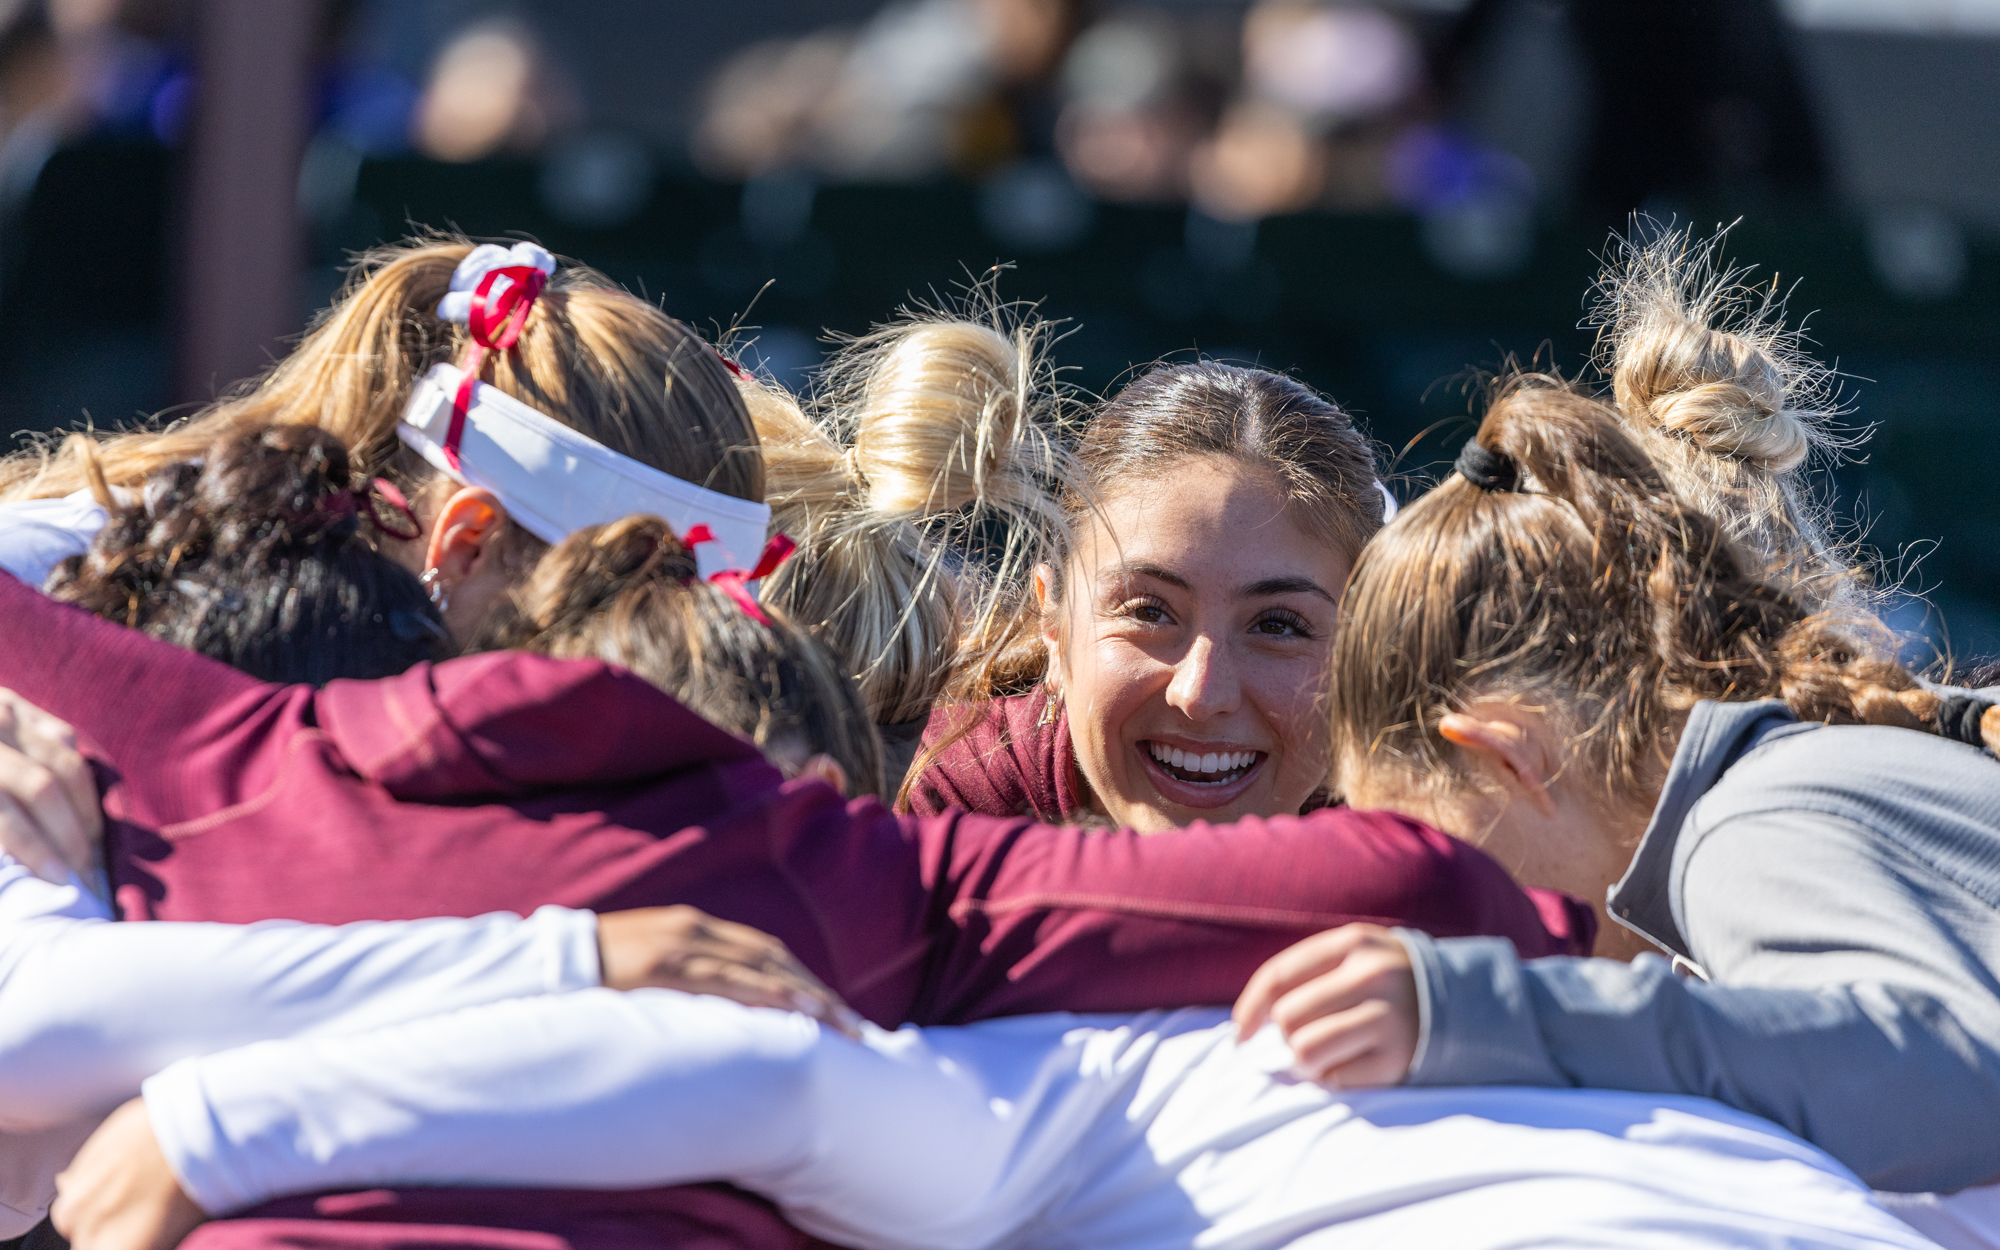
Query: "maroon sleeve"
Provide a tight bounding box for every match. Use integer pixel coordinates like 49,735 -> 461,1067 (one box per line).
0,570 -> 308,823
904,690 -> 1081,821
904,805 -> 1593,1025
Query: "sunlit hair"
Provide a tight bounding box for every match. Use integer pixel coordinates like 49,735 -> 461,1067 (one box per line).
478,515 -> 886,798
1589,222 -> 1859,610
0,232 -> 762,571
737,302 -> 1076,727
1329,378 -> 1992,818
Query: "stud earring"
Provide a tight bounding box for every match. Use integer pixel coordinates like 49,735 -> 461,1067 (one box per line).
419,567 -> 450,614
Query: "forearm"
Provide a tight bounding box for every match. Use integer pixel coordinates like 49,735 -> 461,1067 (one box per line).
1402,933 -> 2000,1192
0,901 -> 599,1131
142,990 -> 1026,1250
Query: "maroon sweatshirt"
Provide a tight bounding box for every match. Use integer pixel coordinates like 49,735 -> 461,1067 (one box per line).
904,687 -> 1084,822
0,573 -> 1591,1250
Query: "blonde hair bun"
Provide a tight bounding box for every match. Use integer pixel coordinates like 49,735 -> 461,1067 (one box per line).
1594,223 -> 1836,474
728,305 -> 1074,729
848,321 -> 1050,517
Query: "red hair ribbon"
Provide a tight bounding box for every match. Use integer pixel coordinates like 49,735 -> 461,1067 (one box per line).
682,525 -> 798,626
716,351 -> 749,380
442,264 -> 550,471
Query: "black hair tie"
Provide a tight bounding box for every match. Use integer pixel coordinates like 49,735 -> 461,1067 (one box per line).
1455,439 -> 1519,493
1934,694 -> 1997,751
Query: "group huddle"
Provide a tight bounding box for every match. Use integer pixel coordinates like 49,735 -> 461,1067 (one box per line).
0,225 -> 1995,1250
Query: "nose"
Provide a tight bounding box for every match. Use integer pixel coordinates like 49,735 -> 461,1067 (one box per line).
1165,634 -> 1241,721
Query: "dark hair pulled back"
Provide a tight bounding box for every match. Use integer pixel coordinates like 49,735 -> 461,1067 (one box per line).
48,426 -> 446,685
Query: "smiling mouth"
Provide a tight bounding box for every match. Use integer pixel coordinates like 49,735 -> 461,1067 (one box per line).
1145,741 -> 1262,786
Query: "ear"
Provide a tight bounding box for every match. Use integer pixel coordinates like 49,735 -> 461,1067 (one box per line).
797,753 -> 849,797
423,488 -> 508,584
1437,709 -> 1558,819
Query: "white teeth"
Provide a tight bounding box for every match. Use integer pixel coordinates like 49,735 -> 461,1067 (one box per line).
1148,743 -> 1259,777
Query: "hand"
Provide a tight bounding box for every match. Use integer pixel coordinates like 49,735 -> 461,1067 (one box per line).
598,905 -> 863,1038
0,687 -> 103,885
1231,923 -> 1420,1088
51,1098 -> 207,1250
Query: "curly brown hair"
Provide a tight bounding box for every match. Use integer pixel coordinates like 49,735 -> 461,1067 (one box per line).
47,426 -> 446,685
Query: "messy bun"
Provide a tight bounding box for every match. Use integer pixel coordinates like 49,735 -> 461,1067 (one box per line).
846,321 -> 1060,518
1333,374 -> 1998,816
479,515 -> 886,797
47,426 -> 446,685
740,306 -> 1074,727
1591,223 -> 1856,607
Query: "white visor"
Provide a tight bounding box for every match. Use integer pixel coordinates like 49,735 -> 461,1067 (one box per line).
398,362 -> 771,580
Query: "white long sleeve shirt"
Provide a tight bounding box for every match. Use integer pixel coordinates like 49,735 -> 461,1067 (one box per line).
143,990 -> 1933,1250
0,857 -> 601,1236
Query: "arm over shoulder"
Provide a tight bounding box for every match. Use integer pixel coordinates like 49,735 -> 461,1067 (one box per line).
909,806 -> 1587,1024
1403,804 -> 2000,1193
0,571 -> 282,822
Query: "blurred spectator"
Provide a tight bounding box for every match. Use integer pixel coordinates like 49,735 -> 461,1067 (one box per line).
1188,101 -> 1324,220
694,32 -> 849,179
1189,2 -> 1429,220
413,17 -> 577,163
1054,10 -> 1218,203
696,0 -> 1083,184
0,3 -> 67,211
1242,2 -> 1419,126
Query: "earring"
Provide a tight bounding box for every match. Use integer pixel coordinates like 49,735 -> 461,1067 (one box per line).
419,568 -> 450,614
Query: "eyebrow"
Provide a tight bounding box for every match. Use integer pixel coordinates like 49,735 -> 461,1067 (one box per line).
1111,562 -> 1192,591
1111,563 -> 1338,607
1241,576 -> 1339,606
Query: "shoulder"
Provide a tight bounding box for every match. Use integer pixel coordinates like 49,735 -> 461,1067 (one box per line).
1704,720 -> 1995,819
319,651 -> 772,802
1687,721 -> 2000,913
907,687 -> 1077,820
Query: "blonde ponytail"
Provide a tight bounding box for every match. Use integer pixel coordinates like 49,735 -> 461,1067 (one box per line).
738,307 -> 1074,727
1332,375 -> 1994,816
1590,223 -> 1858,610
0,233 -> 761,538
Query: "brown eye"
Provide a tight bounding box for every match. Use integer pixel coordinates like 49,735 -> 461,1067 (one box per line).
1114,597 -> 1172,625
1253,610 -> 1314,639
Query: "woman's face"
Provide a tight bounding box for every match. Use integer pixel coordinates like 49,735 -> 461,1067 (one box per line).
1047,455 -> 1351,832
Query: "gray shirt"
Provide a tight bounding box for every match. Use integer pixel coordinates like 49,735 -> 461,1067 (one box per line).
1397,698 -> 2000,1192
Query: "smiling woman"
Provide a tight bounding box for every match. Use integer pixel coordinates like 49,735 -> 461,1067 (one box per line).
904,361 -> 1385,831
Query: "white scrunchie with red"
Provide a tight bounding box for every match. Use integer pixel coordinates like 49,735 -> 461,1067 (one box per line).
436,242 -> 557,324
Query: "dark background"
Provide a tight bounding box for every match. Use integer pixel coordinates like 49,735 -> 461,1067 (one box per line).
1,0 -> 1996,656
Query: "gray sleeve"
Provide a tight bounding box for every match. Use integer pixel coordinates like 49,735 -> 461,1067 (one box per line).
1399,811 -> 2000,1193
